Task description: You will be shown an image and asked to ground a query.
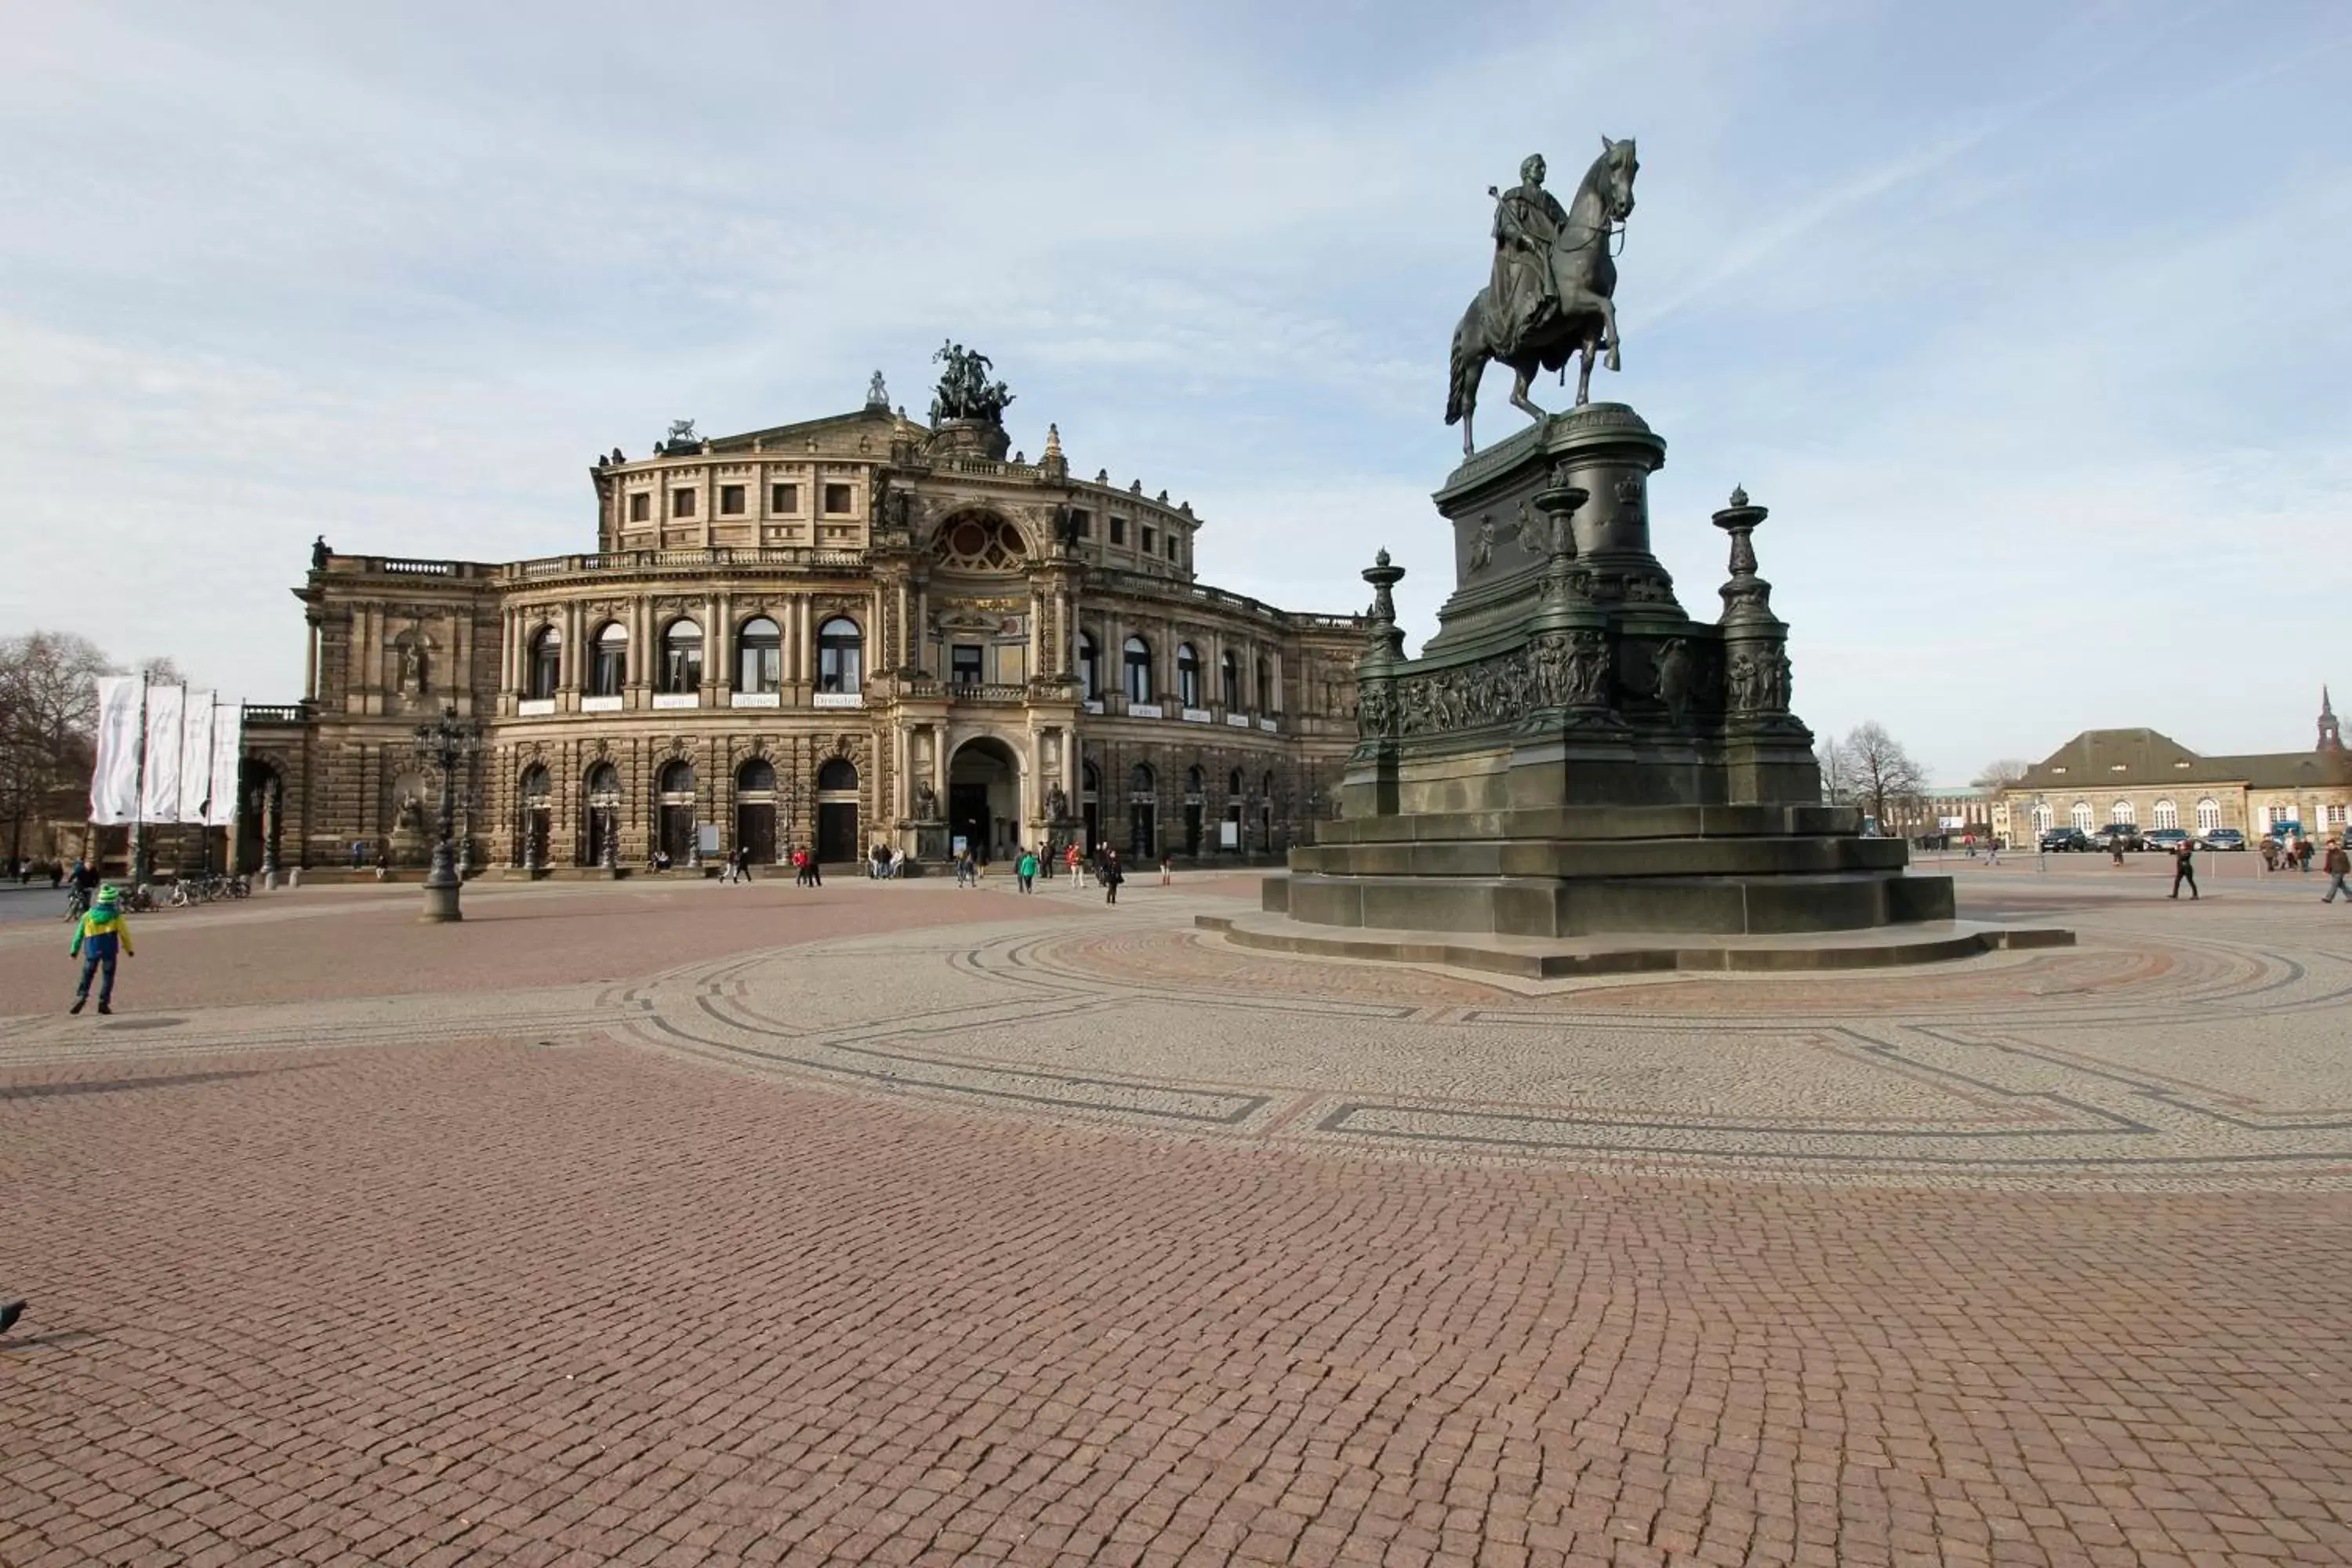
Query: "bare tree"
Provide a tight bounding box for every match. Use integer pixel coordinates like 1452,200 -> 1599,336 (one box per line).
1839,721 -> 1927,829
0,631 -> 115,865
1973,757 -> 2030,789
1817,739 -> 1857,805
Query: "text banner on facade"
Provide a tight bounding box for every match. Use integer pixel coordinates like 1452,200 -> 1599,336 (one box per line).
207,706 -> 245,829
177,691 -> 216,824
89,676 -> 143,826
140,684 -> 185,823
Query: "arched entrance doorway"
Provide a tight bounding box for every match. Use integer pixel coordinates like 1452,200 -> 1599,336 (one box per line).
1080,760 -> 1101,852
517,764 -> 552,867
735,758 -> 778,864
235,760 -> 281,875
1183,765 -> 1205,856
949,738 -> 1021,863
657,760 -> 696,863
814,757 -> 859,864
584,762 -> 622,864
1128,763 -> 1157,859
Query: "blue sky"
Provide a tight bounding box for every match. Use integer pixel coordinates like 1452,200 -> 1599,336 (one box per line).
1,0 -> 2343,780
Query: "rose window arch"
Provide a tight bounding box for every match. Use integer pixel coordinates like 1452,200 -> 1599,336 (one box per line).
934,512 -> 1028,572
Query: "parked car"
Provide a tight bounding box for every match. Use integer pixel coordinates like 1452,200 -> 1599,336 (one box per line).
2141,828 -> 2190,854
2038,828 -> 2091,852
2091,824 -> 2144,852
2198,828 -> 2247,851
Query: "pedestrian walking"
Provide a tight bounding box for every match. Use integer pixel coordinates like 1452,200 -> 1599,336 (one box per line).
2169,838 -> 2199,901
2110,833 -> 2126,868
1016,848 -> 1038,893
1102,849 -> 1124,906
68,884 -> 135,1015
1065,843 -> 1083,886
1985,837 -> 2001,866
2299,836 -> 2317,873
1158,852 -> 1173,887
2324,838 -> 2350,906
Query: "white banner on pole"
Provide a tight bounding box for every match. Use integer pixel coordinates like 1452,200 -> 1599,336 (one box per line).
206,705 -> 245,829
90,676 -> 144,826
176,691 -> 216,825
140,684 -> 186,823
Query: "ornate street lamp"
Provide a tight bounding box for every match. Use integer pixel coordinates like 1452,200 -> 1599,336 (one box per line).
412,705 -> 483,923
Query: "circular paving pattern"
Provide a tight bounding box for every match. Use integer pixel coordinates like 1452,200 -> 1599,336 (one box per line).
587,891 -> 2352,1187
5,879 -> 2347,1187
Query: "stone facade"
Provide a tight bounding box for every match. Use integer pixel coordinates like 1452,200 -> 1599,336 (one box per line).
245,401 -> 1361,872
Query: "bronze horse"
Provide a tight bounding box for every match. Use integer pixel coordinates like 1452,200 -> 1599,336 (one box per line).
1445,138 -> 1639,457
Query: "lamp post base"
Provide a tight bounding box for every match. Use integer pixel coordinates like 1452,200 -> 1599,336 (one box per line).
419,878 -> 463,923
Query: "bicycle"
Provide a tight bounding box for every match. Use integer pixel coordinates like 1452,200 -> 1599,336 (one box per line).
63,886 -> 89,923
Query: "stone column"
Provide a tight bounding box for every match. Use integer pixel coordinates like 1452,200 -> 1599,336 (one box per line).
710,591 -> 728,698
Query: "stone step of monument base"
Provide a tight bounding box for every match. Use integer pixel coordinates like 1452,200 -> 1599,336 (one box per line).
1273,868 -> 1961,937
1198,909 -> 2074,980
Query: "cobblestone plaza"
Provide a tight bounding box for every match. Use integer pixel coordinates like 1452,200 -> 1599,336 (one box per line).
3,864 -> 2349,1566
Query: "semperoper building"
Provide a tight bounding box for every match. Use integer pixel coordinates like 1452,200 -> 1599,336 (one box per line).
239,363 -> 1363,873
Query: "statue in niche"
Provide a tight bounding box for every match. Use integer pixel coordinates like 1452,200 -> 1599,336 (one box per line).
914,781 -> 940,820
397,637 -> 429,698
1047,784 -> 1069,820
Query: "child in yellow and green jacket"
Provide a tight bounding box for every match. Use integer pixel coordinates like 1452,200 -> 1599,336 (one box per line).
68,884 -> 134,1014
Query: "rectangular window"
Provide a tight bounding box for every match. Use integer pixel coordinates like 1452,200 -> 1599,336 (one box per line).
2328,804 -> 2347,826
1110,517 -> 1127,546
822,483 -> 854,515
1167,535 -> 1181,562
629,492 -> 650,523
771,482 -> 798,513
719,485 -> 745,515
672,488 -> 696,518
951,644 -> 984,685
1070,510 -> 1092,539
1142,524 -> 1156,556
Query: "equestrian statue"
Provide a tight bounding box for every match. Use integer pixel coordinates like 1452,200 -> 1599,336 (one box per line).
1445,138 -> 1639,457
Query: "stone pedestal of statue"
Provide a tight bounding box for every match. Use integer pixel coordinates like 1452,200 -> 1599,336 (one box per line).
1264,402 -> 1965,945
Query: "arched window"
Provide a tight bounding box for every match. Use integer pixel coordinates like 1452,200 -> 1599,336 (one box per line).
2152,799 -> 2179,830
736,616 -> 781,694
585,762 -> 621,801
1229,768 -> 1243,797
2111,799 -> 2135,826
1130,763 -> 1155,797
736,757 -> 776,793
817,618 -> 862,695
659,760 -> 695,797
1123,636 -> 1152,702
1220,650 -> 1240,710
1077,632 -> 1100,702
528,625 -> 561,700
1176,644 -> 1201,708
659,619 -> 702,694
1256,657 -> 1274,713
1185,765 -> 1205,796
2031,802 -> 2053,833
2195,797 -> 2222,834
519,764 -> 551,803
816,757 -> 858,792
2070,800 -> 2093,833
1082,760 -> 1101,800
590,622 -> 627,696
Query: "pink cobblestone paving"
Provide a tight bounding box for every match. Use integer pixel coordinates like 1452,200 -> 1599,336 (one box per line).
2,875 -> 2349,1566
